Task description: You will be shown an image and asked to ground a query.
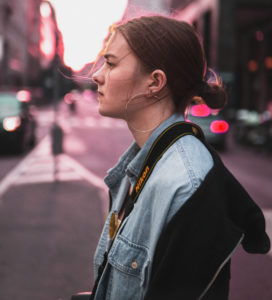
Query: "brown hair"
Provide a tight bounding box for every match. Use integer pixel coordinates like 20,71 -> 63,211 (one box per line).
116,16 -> 227,112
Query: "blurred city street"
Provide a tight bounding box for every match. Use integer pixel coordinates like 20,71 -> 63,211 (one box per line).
1,0 -> 272,299
0,91 -> 271,300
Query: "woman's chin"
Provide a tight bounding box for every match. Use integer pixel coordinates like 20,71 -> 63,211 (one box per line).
98,107 -> 122,119
98,104 -> 108,116
98,107 -> 106,116
98,104 -> 124,119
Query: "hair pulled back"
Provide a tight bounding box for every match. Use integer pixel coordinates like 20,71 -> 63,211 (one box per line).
116,16 -> 227,112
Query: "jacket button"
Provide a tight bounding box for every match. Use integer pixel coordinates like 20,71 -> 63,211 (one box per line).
131,261 -> 138,269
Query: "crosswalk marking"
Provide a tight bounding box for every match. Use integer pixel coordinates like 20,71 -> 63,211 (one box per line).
37,113 -> 127,129
0,135 -> 107,202
63,135 -> 87,154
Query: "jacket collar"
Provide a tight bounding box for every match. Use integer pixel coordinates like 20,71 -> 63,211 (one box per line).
104,114 -> 184,190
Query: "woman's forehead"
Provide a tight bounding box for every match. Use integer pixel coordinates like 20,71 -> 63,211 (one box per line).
104,32 -> 131,59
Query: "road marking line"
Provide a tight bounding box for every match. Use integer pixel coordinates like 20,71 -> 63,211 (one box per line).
0,134 -> 107,206
64,135 -> 87,154
0,135 -> 49,200
84,117 -> 96,127
14,172 -> 82,185
12,137 -> 106,190
58,115 -> 127,129
60,154 -> 106,191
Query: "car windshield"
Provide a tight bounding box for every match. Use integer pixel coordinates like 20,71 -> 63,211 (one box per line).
0,93 -> 21,118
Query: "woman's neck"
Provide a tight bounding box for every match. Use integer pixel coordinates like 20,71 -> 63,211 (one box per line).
127,96 -> 175,148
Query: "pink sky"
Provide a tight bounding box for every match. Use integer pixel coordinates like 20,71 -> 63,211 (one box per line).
48,0 -> 128,71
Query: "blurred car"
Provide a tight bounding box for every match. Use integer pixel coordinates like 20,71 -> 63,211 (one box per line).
234,109 -> 272,152
0,90 -> 36,153
186,102 -> 229,150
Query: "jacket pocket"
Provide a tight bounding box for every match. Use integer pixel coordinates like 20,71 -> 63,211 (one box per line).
108,234 -> 149,282
106,234 -> 150,300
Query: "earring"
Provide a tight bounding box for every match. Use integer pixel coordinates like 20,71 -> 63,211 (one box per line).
149,90 -> 153,94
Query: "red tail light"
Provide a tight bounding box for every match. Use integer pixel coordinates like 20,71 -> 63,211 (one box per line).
191,104 -> 210,117
210,120 -> 229,133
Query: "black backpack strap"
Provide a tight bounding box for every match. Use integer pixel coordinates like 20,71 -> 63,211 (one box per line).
129,121 -> 204,206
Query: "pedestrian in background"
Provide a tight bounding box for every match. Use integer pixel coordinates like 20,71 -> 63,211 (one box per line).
88,15 -> 270,300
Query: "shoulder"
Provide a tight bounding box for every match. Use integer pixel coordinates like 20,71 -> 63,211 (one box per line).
152,134 -> 214,189
147,134 -> 214,222
175,134 -> 214,182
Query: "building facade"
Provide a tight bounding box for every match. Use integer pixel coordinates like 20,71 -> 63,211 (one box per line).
0,0 -> 42,89
171,0 -> 272,113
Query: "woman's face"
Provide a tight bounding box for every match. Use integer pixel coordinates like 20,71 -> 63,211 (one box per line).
92,31 -> 150,119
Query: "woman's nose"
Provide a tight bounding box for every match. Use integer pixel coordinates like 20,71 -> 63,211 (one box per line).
92,69 -> 104,85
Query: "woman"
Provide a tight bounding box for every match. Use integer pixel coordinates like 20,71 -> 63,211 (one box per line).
89,16 -> 270,300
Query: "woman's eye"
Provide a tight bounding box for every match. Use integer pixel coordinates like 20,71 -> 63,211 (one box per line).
106,61 -> 114,67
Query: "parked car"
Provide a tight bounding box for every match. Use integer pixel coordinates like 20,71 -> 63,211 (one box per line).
186,102 -> 229,150
234,109 -> 272,152
0,90 -> 36,153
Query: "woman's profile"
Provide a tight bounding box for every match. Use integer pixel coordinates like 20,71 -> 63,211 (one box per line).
79,15 -> 270,300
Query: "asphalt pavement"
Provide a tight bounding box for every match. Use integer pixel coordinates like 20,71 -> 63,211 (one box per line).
0,179 -> 104,300
0,134 -> 107,300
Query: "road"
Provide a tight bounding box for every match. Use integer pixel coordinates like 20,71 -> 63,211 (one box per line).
220,131 -> 272,299
0,91 -> 271,299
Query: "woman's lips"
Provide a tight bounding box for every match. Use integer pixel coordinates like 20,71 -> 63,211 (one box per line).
98,92 -> 104,99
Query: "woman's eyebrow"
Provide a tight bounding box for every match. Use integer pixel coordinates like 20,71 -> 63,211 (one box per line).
104,52 -> 131,61
104,53 -> 118,59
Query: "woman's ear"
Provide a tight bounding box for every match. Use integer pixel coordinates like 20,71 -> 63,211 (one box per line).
147,70 -> 167,96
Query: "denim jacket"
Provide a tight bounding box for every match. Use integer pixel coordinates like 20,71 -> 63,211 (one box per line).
93,114 -> 214,300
